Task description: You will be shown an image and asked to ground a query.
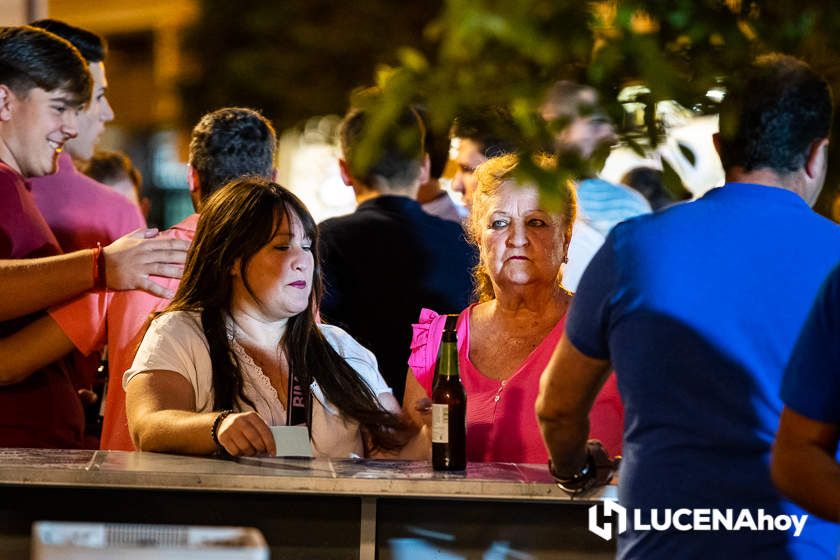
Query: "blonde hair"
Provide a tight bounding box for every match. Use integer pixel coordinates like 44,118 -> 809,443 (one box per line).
467,154 -> 577,302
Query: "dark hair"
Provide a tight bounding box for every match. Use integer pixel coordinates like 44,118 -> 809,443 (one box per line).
414,106 -> 450,179
189,107 -> 277,199
450,106 -> 520,159
166,177 -> 411,453
339,106 -> 425,190
620,166 -> 689,210
84,149 -> 142,189
30,19 -> 106,63
0,26 -> 91,105
718,53 -> 833,174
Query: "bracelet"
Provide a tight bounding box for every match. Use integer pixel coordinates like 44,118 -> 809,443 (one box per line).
549,450 -> 597,495
91,242 -> 107,290
210,409 -> 233,456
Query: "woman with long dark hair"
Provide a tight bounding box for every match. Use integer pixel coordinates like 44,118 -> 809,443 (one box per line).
125,177 -> 414,457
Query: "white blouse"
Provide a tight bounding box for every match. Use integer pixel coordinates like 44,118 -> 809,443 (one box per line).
125,310 -> 393,457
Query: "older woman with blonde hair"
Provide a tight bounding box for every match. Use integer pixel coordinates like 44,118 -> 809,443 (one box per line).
403,154 -> 622,463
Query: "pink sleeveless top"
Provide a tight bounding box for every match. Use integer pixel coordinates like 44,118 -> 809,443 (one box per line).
409,306 -> 623,464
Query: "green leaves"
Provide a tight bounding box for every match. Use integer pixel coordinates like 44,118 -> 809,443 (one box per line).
398,48 -> 430,74
182,0 -> 840,214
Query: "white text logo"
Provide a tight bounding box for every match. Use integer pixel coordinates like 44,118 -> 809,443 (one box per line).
588,502 -> 808,541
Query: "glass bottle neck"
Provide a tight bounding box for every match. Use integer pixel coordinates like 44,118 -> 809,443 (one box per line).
436,339 -> 459,380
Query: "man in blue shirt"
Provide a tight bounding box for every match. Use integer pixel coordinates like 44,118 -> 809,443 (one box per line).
537,54 -> 840,558
773,263 -> 840,522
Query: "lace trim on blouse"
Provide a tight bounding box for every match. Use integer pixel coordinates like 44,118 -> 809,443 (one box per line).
225,329 -> 287,426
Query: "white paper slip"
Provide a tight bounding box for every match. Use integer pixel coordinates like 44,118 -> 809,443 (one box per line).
270,425 -> 312,457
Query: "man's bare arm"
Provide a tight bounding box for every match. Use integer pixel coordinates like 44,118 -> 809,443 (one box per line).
0,251 -> 96,321
536,334 -> 612,477
0,228 -> 188,321
772,407 -> 840,522
0,315 -> 75,385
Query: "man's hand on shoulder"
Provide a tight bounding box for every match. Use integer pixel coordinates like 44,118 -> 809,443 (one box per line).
104,229 -> 189,299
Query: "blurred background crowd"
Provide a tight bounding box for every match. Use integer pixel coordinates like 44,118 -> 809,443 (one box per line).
8,0 -> 837,232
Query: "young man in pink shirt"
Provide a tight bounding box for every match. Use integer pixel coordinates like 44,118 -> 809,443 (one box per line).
0,26 -> 188,448
28,20 -> 146,252
47,107 -> 277,450
26,21 -> 148,439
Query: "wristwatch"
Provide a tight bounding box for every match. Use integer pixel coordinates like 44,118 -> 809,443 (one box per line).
549,450 -> 597,494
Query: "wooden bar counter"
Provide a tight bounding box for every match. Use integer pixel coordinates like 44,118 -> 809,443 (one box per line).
0,448 -> 616,559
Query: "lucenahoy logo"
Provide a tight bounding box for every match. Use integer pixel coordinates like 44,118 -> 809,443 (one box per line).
588,501 -> 808,542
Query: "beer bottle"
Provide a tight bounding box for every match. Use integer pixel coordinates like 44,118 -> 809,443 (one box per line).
432,318 -> 466,471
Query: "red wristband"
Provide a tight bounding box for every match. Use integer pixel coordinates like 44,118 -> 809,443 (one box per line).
92,242 -> 107,290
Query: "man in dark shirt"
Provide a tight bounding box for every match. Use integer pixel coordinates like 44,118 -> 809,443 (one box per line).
319,106 -> 474,401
